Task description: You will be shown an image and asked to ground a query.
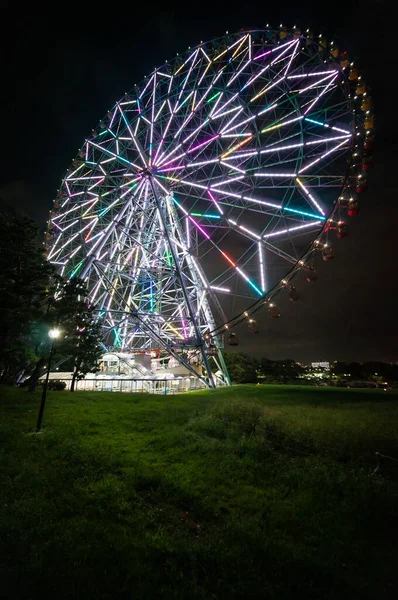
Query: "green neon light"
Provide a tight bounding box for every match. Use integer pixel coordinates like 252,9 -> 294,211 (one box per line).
117,155 -> 132,167
207,91 -> 221,103
165,250 -> 172,267
150,281 -> 155,312
248,280 -> 263,296
98,184 -> 137,216
98,205 -> 113,217
261,118 -> 282,133
283,206 -> 326,220
114,328 -> 122,347
69,261 -> 83,279
170,195 -> 180,206
190,213 -> 221,219
305,117 -> 325,127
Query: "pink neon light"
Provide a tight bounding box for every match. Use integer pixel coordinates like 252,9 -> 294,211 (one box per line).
253,39 -> 296,61
157,153 -> 186,169
189,217 -> 210,239
253,48 -> 273,61
187,135 -> 219,154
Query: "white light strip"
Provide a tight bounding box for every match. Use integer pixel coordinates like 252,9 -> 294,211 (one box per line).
235,267 -> 249,281
220,161 -> 246,174
298,139 -> 349,173
221,111 -> 258,134
210,285 -> 230,293
296,178 -> 325,215
167,176 -> 281,210
261,142 -> 303,153
298,72 -> 338,94
303,73 -> 339,115
213,34 -> 247,61
242,195 -> 281,209
200,47 -> 211,62
138,73 -> 155,98
227,58 -> 251,87
191,256 -> 208,289
239,224 -> 261,239
154,100 -> 166,122
211,106 -> 241,120
223,150 -> 258,160
211,175 -> 244,187
263,221 -> 322,239
207,190 -> 224,214
262,115 -> 303,133
186,158 -> 219,167
211,92 -> 239,118
288,70 -> 338,79
253,38 -> 296,61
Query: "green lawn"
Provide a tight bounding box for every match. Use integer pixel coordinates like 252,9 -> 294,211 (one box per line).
1,385 -> 398,599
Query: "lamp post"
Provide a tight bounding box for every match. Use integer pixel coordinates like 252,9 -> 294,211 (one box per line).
36,328 -> 61,432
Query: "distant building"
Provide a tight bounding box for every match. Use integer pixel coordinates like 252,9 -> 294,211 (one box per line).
311,361 -> 330,370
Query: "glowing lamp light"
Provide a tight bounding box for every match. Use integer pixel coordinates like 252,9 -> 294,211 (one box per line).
49,328 -> 61,340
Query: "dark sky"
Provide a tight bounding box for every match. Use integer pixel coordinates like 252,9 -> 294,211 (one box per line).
1,0 -> 395,363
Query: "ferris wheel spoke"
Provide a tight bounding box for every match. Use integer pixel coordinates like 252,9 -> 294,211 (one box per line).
157,66 -> 227,165
298,138 -> 350,174
302,73 -> 339,115
172,197 -> 264,296
118,105 -> 147,167
89,139 -> 140,170
295,177 -> 326,216
243,40 -> 297,95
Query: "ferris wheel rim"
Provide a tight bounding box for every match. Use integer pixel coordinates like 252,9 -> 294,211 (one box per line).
46,26 -> 369,352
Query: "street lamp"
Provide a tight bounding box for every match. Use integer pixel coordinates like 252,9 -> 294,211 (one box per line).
36,328 -> 61,432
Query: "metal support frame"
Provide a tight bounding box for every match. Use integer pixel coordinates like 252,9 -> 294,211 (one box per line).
149,178 -> 216,387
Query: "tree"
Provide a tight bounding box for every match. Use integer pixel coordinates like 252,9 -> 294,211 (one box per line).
259,358 -> 304,383
331,361 -> 348,378
53,279 -> 103,391
0,214 -> 55,384
223,352 -> 259,383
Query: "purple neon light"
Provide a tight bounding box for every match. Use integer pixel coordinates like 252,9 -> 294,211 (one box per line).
253,38 -> 296,61
189,217 -> 210,239
187,134 -> 219,154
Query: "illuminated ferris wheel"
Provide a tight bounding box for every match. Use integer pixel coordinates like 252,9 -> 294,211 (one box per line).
45,27 -> 373,387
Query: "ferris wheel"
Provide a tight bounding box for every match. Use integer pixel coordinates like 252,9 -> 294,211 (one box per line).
45,27 -> 373,387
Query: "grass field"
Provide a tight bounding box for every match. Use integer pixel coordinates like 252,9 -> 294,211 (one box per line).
1,385 -> 398,599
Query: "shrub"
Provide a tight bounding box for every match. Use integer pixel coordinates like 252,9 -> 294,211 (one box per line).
48,380 -> 67,391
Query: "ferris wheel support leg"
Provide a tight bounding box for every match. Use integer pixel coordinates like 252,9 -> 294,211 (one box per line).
133,313 -> 213,388
216,349 -> 232,386
149,179 -> 215,388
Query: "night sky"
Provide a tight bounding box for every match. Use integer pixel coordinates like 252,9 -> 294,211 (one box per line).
1,1 -> 395,363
